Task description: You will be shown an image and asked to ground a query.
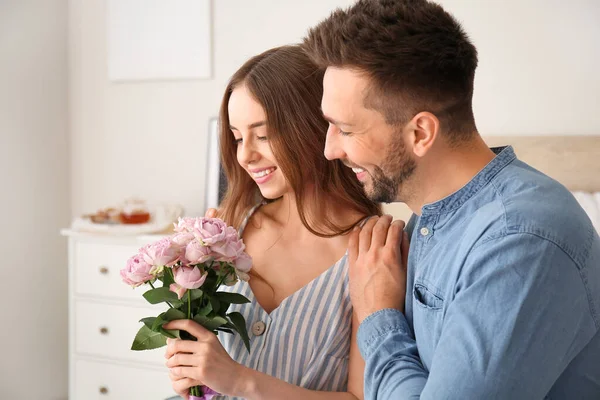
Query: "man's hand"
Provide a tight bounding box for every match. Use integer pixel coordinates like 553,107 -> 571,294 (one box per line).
348,215 -> 409,323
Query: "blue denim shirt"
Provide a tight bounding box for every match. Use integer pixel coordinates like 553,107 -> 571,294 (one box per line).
357,146 -> 600,399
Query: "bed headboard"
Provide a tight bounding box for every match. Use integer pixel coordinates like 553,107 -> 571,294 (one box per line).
383,136 -> 600,221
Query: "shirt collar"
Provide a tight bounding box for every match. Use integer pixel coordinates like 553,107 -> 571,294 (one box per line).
420,146 -> 516,215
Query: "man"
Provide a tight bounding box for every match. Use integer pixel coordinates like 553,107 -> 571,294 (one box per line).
303,0 -> 600,399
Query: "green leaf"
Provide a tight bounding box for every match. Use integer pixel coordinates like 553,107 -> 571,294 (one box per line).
131,325 -> 167,351
216,292 -> 251,304
228,312 -> 251,352
189,288 -> 204,302
218,302 -> 230,317
198,301 -> 213,316
139,317 -> 157,329
216,327 -> 234,334
160,327 -> 181,339
151,314 -> 165,332
203,274 -> 218,292
209,296 -> 221,314
224,322 -> 237,332
143,287 -> 179,305
193,315 -> 228,331
163,308 -> 186,322
161,268 -> 175,286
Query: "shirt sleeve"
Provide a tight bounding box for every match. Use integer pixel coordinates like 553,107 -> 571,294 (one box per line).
357,233 -> 597,400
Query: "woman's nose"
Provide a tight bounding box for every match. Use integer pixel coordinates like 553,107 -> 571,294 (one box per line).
238,140 -> 260,165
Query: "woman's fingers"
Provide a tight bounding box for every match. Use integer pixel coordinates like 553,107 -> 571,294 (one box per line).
166,352 -> 197,368
205,208 -> 218,218
165,337 -> 201,359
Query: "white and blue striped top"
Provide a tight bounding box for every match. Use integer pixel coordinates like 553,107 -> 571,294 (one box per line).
216,205 -> 353,399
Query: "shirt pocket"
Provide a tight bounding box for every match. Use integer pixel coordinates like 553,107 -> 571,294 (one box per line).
412,279 -> 445,369
413,280 -> 444,310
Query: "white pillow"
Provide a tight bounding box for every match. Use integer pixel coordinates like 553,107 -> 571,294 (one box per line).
571,191 -> 600,234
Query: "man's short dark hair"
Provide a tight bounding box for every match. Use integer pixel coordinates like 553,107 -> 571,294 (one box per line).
303,0 -> 479,142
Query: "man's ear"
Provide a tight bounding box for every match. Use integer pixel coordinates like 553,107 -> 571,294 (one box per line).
406,112 -> 440,157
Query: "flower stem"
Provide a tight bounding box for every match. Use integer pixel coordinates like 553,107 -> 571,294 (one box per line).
187,290 -> 191,319
149,280 -> 174,308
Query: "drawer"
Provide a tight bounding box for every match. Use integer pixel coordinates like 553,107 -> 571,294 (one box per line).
75,300 -> 168,365
74,359 -> 176,400
74,241 -> 147,300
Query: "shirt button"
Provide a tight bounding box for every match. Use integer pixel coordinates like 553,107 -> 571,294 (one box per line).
251,321 -> 266,336
420,227 -> 430,236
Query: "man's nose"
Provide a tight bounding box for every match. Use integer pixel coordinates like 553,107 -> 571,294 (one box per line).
324,125 -> 345,161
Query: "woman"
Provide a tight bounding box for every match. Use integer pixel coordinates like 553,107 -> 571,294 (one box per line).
164,45 -> 381,400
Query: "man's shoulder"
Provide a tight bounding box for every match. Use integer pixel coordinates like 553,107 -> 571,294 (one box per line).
473,159 -> 596,265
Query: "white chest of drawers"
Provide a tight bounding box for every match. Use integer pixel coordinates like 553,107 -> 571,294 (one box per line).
62,230 -> 179,400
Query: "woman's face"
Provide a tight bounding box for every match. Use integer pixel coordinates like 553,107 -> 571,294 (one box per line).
228,84 -> 290,200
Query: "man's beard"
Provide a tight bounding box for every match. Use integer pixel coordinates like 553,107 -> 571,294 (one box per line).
364,135 -> 416,203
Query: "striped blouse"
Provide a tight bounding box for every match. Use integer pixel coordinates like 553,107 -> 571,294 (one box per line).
215,205 -> 353,399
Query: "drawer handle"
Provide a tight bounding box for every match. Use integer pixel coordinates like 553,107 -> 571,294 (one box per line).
99,266 -> 109,275
99,386 -> 109,395
99,327 -> 109,335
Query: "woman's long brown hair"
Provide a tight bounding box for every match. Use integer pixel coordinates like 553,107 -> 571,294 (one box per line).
218,45 -> 381,237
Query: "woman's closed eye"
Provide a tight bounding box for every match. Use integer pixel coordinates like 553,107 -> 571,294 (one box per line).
339,130 -> 352,136
234,135 -> 267,145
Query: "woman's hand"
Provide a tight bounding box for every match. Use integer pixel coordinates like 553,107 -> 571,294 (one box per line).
205,208 -> 218,218
166,365 -> 203,400
164,319 -> 251,398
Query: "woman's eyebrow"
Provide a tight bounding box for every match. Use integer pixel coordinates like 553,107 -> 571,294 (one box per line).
230,121 -> 266,131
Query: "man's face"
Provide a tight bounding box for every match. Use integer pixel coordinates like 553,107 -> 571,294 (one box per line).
321,67 -> 416,203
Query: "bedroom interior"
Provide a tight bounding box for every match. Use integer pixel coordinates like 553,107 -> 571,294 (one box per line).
1,0 -> 599,399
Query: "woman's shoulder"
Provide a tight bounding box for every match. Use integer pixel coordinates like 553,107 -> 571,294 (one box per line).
237,201 -> 269,236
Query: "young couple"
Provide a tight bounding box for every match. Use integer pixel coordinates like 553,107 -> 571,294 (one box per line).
164,1 -> 600,399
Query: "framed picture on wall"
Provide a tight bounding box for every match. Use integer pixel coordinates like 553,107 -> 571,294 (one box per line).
107,0 -> 212,81
205,118 -> 227,211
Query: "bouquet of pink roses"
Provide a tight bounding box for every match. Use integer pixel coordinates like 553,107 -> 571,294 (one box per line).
120,217 -> 252,400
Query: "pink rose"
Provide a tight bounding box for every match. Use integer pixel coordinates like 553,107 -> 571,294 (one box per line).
173,265 -> 208,289
234,252 -> 253,273
140,237 -> 182,267
211,226 -> 246,261
236,270 -> 250,282
192,218 -> 228,246
120,254 -> 153,287
172,231 -> 194,247
169,283 -> 187,299
222,272 -> 237,286
185,239 -> 214,265
219,256 -> 251,285
174,217 -> 197,233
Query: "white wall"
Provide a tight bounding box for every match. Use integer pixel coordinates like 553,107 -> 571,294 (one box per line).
0,0 -> 69,399
69,0 -> 600,219
440,0 -> 600,136
69,0 -> 355,219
